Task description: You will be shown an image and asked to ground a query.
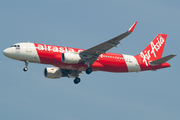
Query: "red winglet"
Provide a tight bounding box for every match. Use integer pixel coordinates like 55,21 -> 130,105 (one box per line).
128,22 -> 137,32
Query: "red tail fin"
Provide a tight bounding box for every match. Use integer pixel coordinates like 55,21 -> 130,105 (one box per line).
138,34 -> 167,65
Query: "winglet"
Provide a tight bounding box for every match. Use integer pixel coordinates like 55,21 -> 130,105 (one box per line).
128,22 -> 137,32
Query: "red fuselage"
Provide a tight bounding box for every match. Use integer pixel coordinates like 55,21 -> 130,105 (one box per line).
34,43 -> 170,73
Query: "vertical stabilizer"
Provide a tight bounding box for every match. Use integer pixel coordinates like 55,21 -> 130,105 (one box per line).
137,34 -> 167,66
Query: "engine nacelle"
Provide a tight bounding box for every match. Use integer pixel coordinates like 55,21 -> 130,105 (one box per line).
44,67 -> 62,79
61,52 -> 81,64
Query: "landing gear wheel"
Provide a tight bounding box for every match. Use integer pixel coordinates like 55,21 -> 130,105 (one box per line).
23,60 -> 29,72
86,67 -> 93,74
23,67 -> 28,72
74,77 -> 81,84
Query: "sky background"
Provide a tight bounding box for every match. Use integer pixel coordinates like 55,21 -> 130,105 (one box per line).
0,0 -> 180,120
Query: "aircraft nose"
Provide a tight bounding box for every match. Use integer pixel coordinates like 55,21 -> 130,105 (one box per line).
3,48 -> 11,57
3,47 -> 19,60
3,48 -> 9,56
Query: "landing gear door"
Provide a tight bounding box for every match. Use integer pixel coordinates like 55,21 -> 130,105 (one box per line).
26,43 -> 32,52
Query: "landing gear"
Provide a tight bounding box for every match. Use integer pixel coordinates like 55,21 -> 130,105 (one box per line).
74,77 -> 81,84
23,60 -> 29,72
86,67 -> 93,74
23,67 -> 28,71
84,60 -> 93,74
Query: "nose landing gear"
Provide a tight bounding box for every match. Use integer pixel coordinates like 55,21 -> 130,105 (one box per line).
23,67 -> 28,71
23,60 -> 29,72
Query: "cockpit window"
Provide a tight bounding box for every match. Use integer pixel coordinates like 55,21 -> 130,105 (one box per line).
10,45 -> 20,47
10,45 -> 16,47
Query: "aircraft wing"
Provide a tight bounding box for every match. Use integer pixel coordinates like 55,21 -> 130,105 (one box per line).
80,22 -> 137,65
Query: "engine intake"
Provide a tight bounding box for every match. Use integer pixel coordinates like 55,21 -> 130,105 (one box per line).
61,52 -> 81,64
44,67 -> 62,79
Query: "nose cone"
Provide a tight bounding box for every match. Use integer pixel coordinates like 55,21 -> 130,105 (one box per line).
3,47 -> 20,60
3,48 -> 10,57
3,48 -> 15,59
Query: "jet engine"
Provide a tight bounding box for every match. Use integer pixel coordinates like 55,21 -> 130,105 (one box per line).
61,52 -> 81,64
44,67 -> 62,79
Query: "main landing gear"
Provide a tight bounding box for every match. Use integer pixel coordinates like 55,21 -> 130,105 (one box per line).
86,67 -> 93,74
84,60 -> 93,74
74,77 -> 81,84
23,60 -> 29,72
73,67 -> 92,84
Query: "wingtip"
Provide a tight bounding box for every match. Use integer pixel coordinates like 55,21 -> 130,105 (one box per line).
170,54 -> 177,57
128,22 -> 137,32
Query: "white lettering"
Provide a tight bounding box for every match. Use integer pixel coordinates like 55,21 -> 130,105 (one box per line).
140,52 -> 149,66
37,44 -> 82,54
68,48 -> 74,53
140,36 -> 165,66
44,45 -> 47,51
53,46 -> 59,52
150,42 -> 158,58
64,47 -> 67,53
48,46 -> 51,51
38,44 -> 44,50
78,49 -> 83,53
59,47 -> 64,53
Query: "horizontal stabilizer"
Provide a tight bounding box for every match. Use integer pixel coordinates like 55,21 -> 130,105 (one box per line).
149,54 -> 176,66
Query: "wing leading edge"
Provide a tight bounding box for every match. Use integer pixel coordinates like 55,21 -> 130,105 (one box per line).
80,22 -> 137,65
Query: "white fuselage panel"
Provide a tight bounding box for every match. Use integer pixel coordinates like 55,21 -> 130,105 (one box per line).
3,43 -> 40,63
123,54 -> 141,72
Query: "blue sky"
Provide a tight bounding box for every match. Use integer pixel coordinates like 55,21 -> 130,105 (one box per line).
0,0 -> 180,120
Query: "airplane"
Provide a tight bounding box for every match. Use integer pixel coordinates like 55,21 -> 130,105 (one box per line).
3,22 -> 176,84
